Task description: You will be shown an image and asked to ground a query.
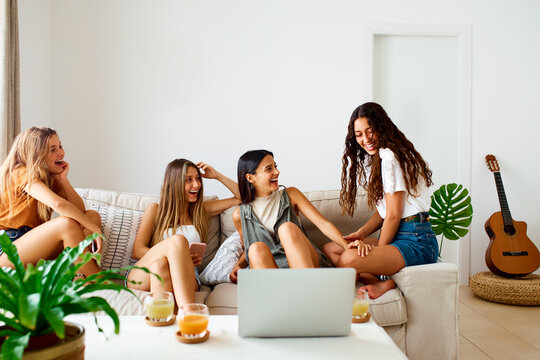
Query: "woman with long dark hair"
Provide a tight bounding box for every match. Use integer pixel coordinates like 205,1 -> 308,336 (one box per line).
229,150 -> 348,282
339,102 -> 438,298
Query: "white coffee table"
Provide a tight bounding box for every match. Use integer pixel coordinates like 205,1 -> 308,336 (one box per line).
66,315 -> 406,359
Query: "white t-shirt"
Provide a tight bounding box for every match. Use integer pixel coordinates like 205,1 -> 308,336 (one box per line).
365,148 -> 430,219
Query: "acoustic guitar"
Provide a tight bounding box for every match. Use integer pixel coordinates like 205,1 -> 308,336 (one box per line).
484,155 -> 540,277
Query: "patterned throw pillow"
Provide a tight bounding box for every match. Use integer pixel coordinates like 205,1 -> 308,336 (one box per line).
91,205 -> 143,275
200,231 -> 242,286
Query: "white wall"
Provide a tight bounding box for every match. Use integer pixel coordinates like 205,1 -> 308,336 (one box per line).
19,0 -> 51,129
18,0 -> 540,280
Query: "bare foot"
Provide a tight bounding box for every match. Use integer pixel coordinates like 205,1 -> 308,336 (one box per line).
360,279 -> 396,299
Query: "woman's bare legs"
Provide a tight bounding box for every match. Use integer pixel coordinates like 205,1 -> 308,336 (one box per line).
338,245 -> 405,299
248,242 -> 278,268
322,242 -> 344,266
0,216 -> 101,276
277,222 -> 319,268
127,235 -> 196,307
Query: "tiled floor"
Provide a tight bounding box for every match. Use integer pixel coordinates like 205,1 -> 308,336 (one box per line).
459,286 -> 540,360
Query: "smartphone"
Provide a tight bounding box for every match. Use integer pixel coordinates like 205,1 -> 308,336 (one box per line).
189,242 -> 207,259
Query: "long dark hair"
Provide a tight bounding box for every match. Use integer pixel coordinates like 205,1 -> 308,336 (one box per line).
340,102 -> 433,216
237,149 -> 274,204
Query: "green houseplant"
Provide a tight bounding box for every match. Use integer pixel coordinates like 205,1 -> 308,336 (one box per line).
429,183 -> 473,257
0,231 -> 150,360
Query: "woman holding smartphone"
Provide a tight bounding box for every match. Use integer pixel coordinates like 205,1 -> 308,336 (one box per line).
128,159 -> 240,307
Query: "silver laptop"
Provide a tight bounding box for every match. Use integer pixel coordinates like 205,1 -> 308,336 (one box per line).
237,268 -> 356,337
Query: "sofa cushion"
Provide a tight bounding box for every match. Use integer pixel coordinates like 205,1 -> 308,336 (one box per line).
299,190 -> 376,249
77,188 -> 221,271
91,205 -> 142,274
200,232 -> 242,286
220,206 -> 238,242
368,287 -> 407,327
205,283 -> 238,315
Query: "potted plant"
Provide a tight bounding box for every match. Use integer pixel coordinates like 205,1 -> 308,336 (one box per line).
0,232 -> 151,360
429,183 -> 473,257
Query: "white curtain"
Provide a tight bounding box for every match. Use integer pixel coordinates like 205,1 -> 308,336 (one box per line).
0,0 -> 20,163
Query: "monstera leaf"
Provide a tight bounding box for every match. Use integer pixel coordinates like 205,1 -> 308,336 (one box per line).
429,183 -> 473,256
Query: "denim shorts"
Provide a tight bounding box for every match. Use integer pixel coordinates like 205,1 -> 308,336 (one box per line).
4,226 -> 32,241
389,220 -> 438,267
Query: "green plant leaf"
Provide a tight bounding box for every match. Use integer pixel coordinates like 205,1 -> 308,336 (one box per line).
0,329 -> 22,338
0,312 -> 27,332
57,296 -> 120,333
0,332 -> 30,360
0,231 -> 154,359
429,183 -> 473,255
0,234 -> 26,289
0,267 -> 19,315
42,307 -> 66,339
17,293 -> 41,330
84,297 -> 121,334
41,238 -> 93,303
76,283 -> 138,297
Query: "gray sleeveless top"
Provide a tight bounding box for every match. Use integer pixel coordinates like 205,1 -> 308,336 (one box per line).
239,188 -> 332,268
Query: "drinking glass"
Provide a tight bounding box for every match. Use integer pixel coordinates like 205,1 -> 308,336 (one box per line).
144,291 -> 174,322
352,289 -> 370,320
178,303 -> 209,338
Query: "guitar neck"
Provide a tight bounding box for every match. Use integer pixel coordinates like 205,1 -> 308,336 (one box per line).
493,172 -> 514,226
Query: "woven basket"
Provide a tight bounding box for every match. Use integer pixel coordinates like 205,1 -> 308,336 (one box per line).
470,271 -> 540,306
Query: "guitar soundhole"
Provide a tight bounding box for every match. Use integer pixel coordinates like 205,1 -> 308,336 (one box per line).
504,225 -> 516,236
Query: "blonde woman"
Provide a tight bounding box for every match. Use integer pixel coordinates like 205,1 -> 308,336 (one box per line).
128,159 -> 240,307
0,127 -> 102,277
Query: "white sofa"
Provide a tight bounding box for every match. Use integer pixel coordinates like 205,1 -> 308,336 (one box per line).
77,188 -> 458,360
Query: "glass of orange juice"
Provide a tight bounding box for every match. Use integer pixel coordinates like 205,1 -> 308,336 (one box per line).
144,291 -> 174,322
352,289 -> 370,320
178,303 -> 209,338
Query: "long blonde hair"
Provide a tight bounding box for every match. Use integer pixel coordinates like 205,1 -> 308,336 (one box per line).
150,159 -> 208,247
0,127 -> 58,222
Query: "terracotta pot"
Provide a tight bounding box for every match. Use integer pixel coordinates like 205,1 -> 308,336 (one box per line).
1,322 -> 85,360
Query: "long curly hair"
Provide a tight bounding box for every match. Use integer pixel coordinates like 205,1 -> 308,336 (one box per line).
340,102 -> 433,216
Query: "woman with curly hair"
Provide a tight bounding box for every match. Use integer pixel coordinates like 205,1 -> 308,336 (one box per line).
338,102 -> 438,298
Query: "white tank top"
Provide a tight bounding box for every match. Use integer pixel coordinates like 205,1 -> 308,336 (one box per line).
163,225 -> 201,245
250,189 -> 284,235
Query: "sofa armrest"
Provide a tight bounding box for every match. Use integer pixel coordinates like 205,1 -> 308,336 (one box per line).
391,262 -> 458,360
